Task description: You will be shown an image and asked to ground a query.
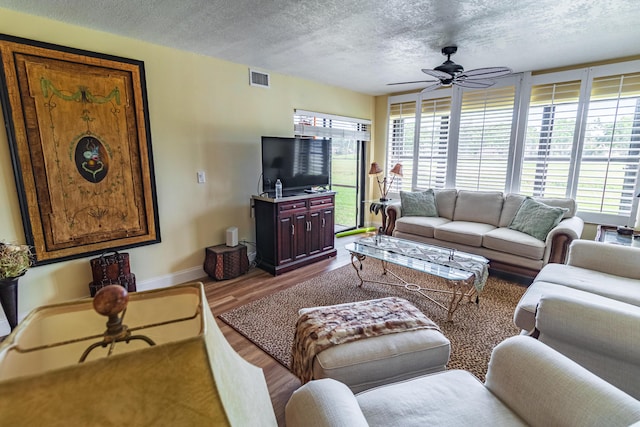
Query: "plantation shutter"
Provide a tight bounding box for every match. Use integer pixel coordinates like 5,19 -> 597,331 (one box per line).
520,80 -> 581,198
455,85 -> 516,191
387,101 -> 416,192
575,72 -> 640,219
294,109 -> 371,140
416,96 -> 451,190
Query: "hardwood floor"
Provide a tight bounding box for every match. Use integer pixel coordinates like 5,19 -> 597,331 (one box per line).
203,233 -> 362,427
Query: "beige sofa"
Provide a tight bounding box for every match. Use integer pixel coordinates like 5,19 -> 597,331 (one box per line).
386,190 -> 584,277
514,239 -> 640,332
532,293 -> 640,400
286,335 -> 640,427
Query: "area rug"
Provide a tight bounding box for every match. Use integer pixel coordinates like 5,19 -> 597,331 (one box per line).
218,260 -> 526,381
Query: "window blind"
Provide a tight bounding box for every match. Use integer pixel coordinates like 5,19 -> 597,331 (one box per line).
294,110 -> 371,141
455,85 -> 516,191
416,96 -> 451,190
575,73 -> 640,217
387,101 -> 416,192
520,80 -> 581,198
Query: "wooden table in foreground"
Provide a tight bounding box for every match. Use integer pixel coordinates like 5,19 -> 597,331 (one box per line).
345,235 -> 489,322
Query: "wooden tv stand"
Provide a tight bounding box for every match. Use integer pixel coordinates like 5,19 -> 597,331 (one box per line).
252,192 -> 337,275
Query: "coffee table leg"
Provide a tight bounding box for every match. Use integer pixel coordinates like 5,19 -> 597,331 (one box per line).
446,281 -> 467,322
350,253 -> 367,287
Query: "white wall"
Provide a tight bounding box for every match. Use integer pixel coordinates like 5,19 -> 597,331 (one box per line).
0,8 -> 374,333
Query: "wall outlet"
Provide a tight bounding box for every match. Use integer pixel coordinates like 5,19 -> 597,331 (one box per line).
197,170 -> 206,184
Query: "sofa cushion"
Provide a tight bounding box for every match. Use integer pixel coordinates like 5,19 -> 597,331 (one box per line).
434,189 -> 458,220
534,197 -> 576,219
509,197 -> 567,241
499,193 -> 527,227
500,195 -> 575,227
400,189 -> 438,217
568,240 -> 640,280
434,221 -> 496,247
483,227 -> 546,260
534,263 -> 640,305
513,281 -> 608,332
357,370 -> 525,427
453,190 -> 503,226
395,216 -> 451,238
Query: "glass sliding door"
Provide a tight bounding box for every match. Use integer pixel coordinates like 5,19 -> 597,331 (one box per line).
331,138 -> 364,231
294,109 -> 371,233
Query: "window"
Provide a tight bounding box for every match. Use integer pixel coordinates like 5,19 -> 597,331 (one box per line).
386,60 -> 640,226
520,80 -> 581,198
456,85 -> 516,191
575,73 -> 640,220
416,96 -> 450,190
387,100 -> 416,193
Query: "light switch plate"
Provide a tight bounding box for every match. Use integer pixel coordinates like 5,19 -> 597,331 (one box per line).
197,170 -> 206,183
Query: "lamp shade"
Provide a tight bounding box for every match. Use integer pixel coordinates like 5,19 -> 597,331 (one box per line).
0,282 -> 277,426
368,162 -> 383,175
389,163 -> 403,177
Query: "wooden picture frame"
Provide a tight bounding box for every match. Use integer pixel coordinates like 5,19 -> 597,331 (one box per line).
0,35 -> 161,264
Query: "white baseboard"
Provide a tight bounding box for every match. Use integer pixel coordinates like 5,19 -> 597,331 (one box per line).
0,266 -> 208,337
135,266 -> 207,292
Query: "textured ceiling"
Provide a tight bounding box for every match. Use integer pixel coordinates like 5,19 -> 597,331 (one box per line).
1,0 -> 639,95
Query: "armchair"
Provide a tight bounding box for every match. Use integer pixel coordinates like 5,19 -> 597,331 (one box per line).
533,294 -> 640,400
286,335 -> 640,426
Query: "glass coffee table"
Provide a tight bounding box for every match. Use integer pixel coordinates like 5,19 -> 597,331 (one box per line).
345,235 -> 489,322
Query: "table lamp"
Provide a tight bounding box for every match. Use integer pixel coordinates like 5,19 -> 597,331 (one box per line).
369,162 -> 403,201
0,282 -> 277,426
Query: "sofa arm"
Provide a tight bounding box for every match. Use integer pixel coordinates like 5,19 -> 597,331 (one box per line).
385,201 -> 402,236
534,294 -> 640,399
567,239 -> 640,279
285,378 -> 369,427
544,216 -> 584,264
485,336 -> 640,427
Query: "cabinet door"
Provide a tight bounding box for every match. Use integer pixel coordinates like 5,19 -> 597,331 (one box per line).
320,207 -> 335,251
292,212 -> 308,260
307,209 -> 323,256
277,214 -> 294,264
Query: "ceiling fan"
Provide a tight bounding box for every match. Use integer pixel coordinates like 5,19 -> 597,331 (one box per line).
388,46 -> 512,93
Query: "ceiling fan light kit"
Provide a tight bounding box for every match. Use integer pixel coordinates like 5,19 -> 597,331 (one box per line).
389,46 -> 513,93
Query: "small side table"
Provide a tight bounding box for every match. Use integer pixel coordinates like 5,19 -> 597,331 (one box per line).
204,244 -> 249,280
368,199 -> 395,235
595,225 -> 640,248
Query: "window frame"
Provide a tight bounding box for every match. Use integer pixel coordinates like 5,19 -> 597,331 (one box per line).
385,60 -> 640,226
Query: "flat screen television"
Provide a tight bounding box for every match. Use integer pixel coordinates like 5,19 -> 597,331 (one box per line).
261,136 -> 331,195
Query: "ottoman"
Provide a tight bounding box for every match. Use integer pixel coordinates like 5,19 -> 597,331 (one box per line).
297,299 -> 451,393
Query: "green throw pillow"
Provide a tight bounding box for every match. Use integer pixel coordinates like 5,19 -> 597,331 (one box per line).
400,189 -> 438,217
509,197 -> 568,241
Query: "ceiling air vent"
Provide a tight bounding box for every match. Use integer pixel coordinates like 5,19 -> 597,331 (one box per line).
249,69 -> 270,88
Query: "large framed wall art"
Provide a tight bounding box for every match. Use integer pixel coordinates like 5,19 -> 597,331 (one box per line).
0,35 -> 161,264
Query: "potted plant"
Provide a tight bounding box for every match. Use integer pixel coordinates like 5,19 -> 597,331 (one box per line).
0,241 -> 33,331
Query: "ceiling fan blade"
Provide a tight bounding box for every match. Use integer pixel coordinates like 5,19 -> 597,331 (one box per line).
387,79 -> 439,86
420,81 -> 444,93
459,67 -> 512,80
454,79 -> 495,89
421,69 -> 451,80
